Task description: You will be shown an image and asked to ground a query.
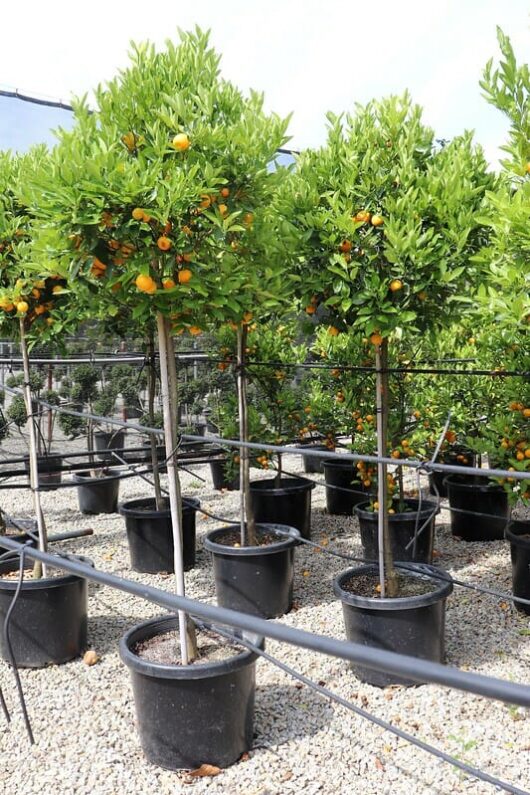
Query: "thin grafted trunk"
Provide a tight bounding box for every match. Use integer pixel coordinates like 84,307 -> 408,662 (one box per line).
146,331 -> 163,509
375,339 -> 397,597
20,319 -> 47,578
237,325 -> 256,546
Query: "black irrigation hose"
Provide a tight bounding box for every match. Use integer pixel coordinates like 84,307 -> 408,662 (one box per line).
2,544 -> 34,744
203,621 -> 529,795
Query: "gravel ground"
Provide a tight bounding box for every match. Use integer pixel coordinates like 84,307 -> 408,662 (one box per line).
0,442 -> 529,795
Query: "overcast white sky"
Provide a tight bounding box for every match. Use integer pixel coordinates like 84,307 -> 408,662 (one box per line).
1,0 -> 529,165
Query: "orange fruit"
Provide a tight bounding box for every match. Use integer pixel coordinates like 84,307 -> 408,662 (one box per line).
182,252 -> 193,263
220,187 -> 230,198
369,333 -> 383,346
178,269 -> 193,285
389,279 -> 403,292
189,326 -> 202,336
417,291 -> 427,301
132,208 -> 144,221
163,221 -> 172,234
32,288 -> 40,299
135,274 -> 157,294
200,195 -> 212,209
34,280 -> 45,289
218,204 -> 228,216
243,212 -> 254,226
16,301 -> 29,314
391,450 -> 401,459
172,133 -> 190,151
525,449 -> 530,459
46,317 -> 54,326
371,214 -> 384,227
52,285 -> 65,294
339,240 -> 352,253
516,451 -> 525,461
243,311 -> 253,323
328,326 -> 339,336
523,408 -> 530,418
162,278 -> 176,290
34,305 -> 46,315
157,236 -> 172,251
305,305 -> 316,314
354,210 -> 371,223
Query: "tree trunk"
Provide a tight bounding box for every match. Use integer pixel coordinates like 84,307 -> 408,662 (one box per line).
20,319 -> 47,578
156,313 -> 193,664
237,325 -> 256,546
375,339 -> 397,597
146,330 -> 163,509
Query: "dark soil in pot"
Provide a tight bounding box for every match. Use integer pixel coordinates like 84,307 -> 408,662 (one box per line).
119,615 -> 261,770
72,469 -> 121,514
323,460 -> 371,515
249,477 -> 315,539
94,429 -> 126,462
204,523 -> 300,618
0,556 -> 90,668
209,457 -> 239,490
444,474 -> 509,541
333,563 -> 453,687
354,498 -> 438,564
506,519 -> 530,616
119,497 -> 200,573
428,449 -> 476,498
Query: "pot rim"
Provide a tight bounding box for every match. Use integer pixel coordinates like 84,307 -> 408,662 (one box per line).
119,614 -> 261,679
442,474 -> 505,493
0,555 -> 93,591
333,562 -> 453,610
72,468 -> 123,482
119,496 -> 200,518
204,523 -> 300,556
506,519 -> 530,545
249,476 -> 315,495
322,459 -> 356,471
353,498 -> 440,521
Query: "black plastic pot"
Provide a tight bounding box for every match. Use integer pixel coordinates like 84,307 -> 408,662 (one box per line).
429,450 -> 476,498
119,497 -> 200,573
209,457 -> 239,491
72,470 -> 121,514
298,444 -> 328,474
204,524 -> 300,618
24,453 -> 63,490
120,615 -> 261,770
323,460 -> 369,515
444,474 -> 509,541
506,520 -> 530,616
354,499 -> 438,564
250,477 -> 315,540
94,429 -> 126,462
333,563 -> 453,687
0,557 -> 90,668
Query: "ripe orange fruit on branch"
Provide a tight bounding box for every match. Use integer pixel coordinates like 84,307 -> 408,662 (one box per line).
328,326 -> 339,336
172,133 -> 190,151
340,240 -> 352,253
220,187 -> 230,198
371,214 -> 384,227
189,326 -> 202,336
305,305 -> 316,314
389,279 -> 403,292
178,269 -> 193,285
135,274 -> 157,294
157,236 -> 172,251
132,208 -> 145,221
16,301 -> 29,314
218,204 -> 228,216
354,210 -> 371,223
162,278 -> 176,290
369,333 -> 383,346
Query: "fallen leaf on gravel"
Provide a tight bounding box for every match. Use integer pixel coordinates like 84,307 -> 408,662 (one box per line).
102,553 -> 114,561
280,771 -> 293,782
432,550 -> 441,558
239,752 -> 249,762
500,601 -> 509,611
302,570 -> 310,577
83,650 -> 100,666
361,695 -> 369,707
375,757 -> 385,771
188,764 -> 221,778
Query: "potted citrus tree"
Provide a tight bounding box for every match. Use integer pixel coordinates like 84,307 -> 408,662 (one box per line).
28,29 -> 296,769
0,148 -> 89,668
286,94 -> 494,685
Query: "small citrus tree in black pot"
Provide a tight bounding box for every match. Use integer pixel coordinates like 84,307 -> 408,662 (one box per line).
286,94 -> 494,685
